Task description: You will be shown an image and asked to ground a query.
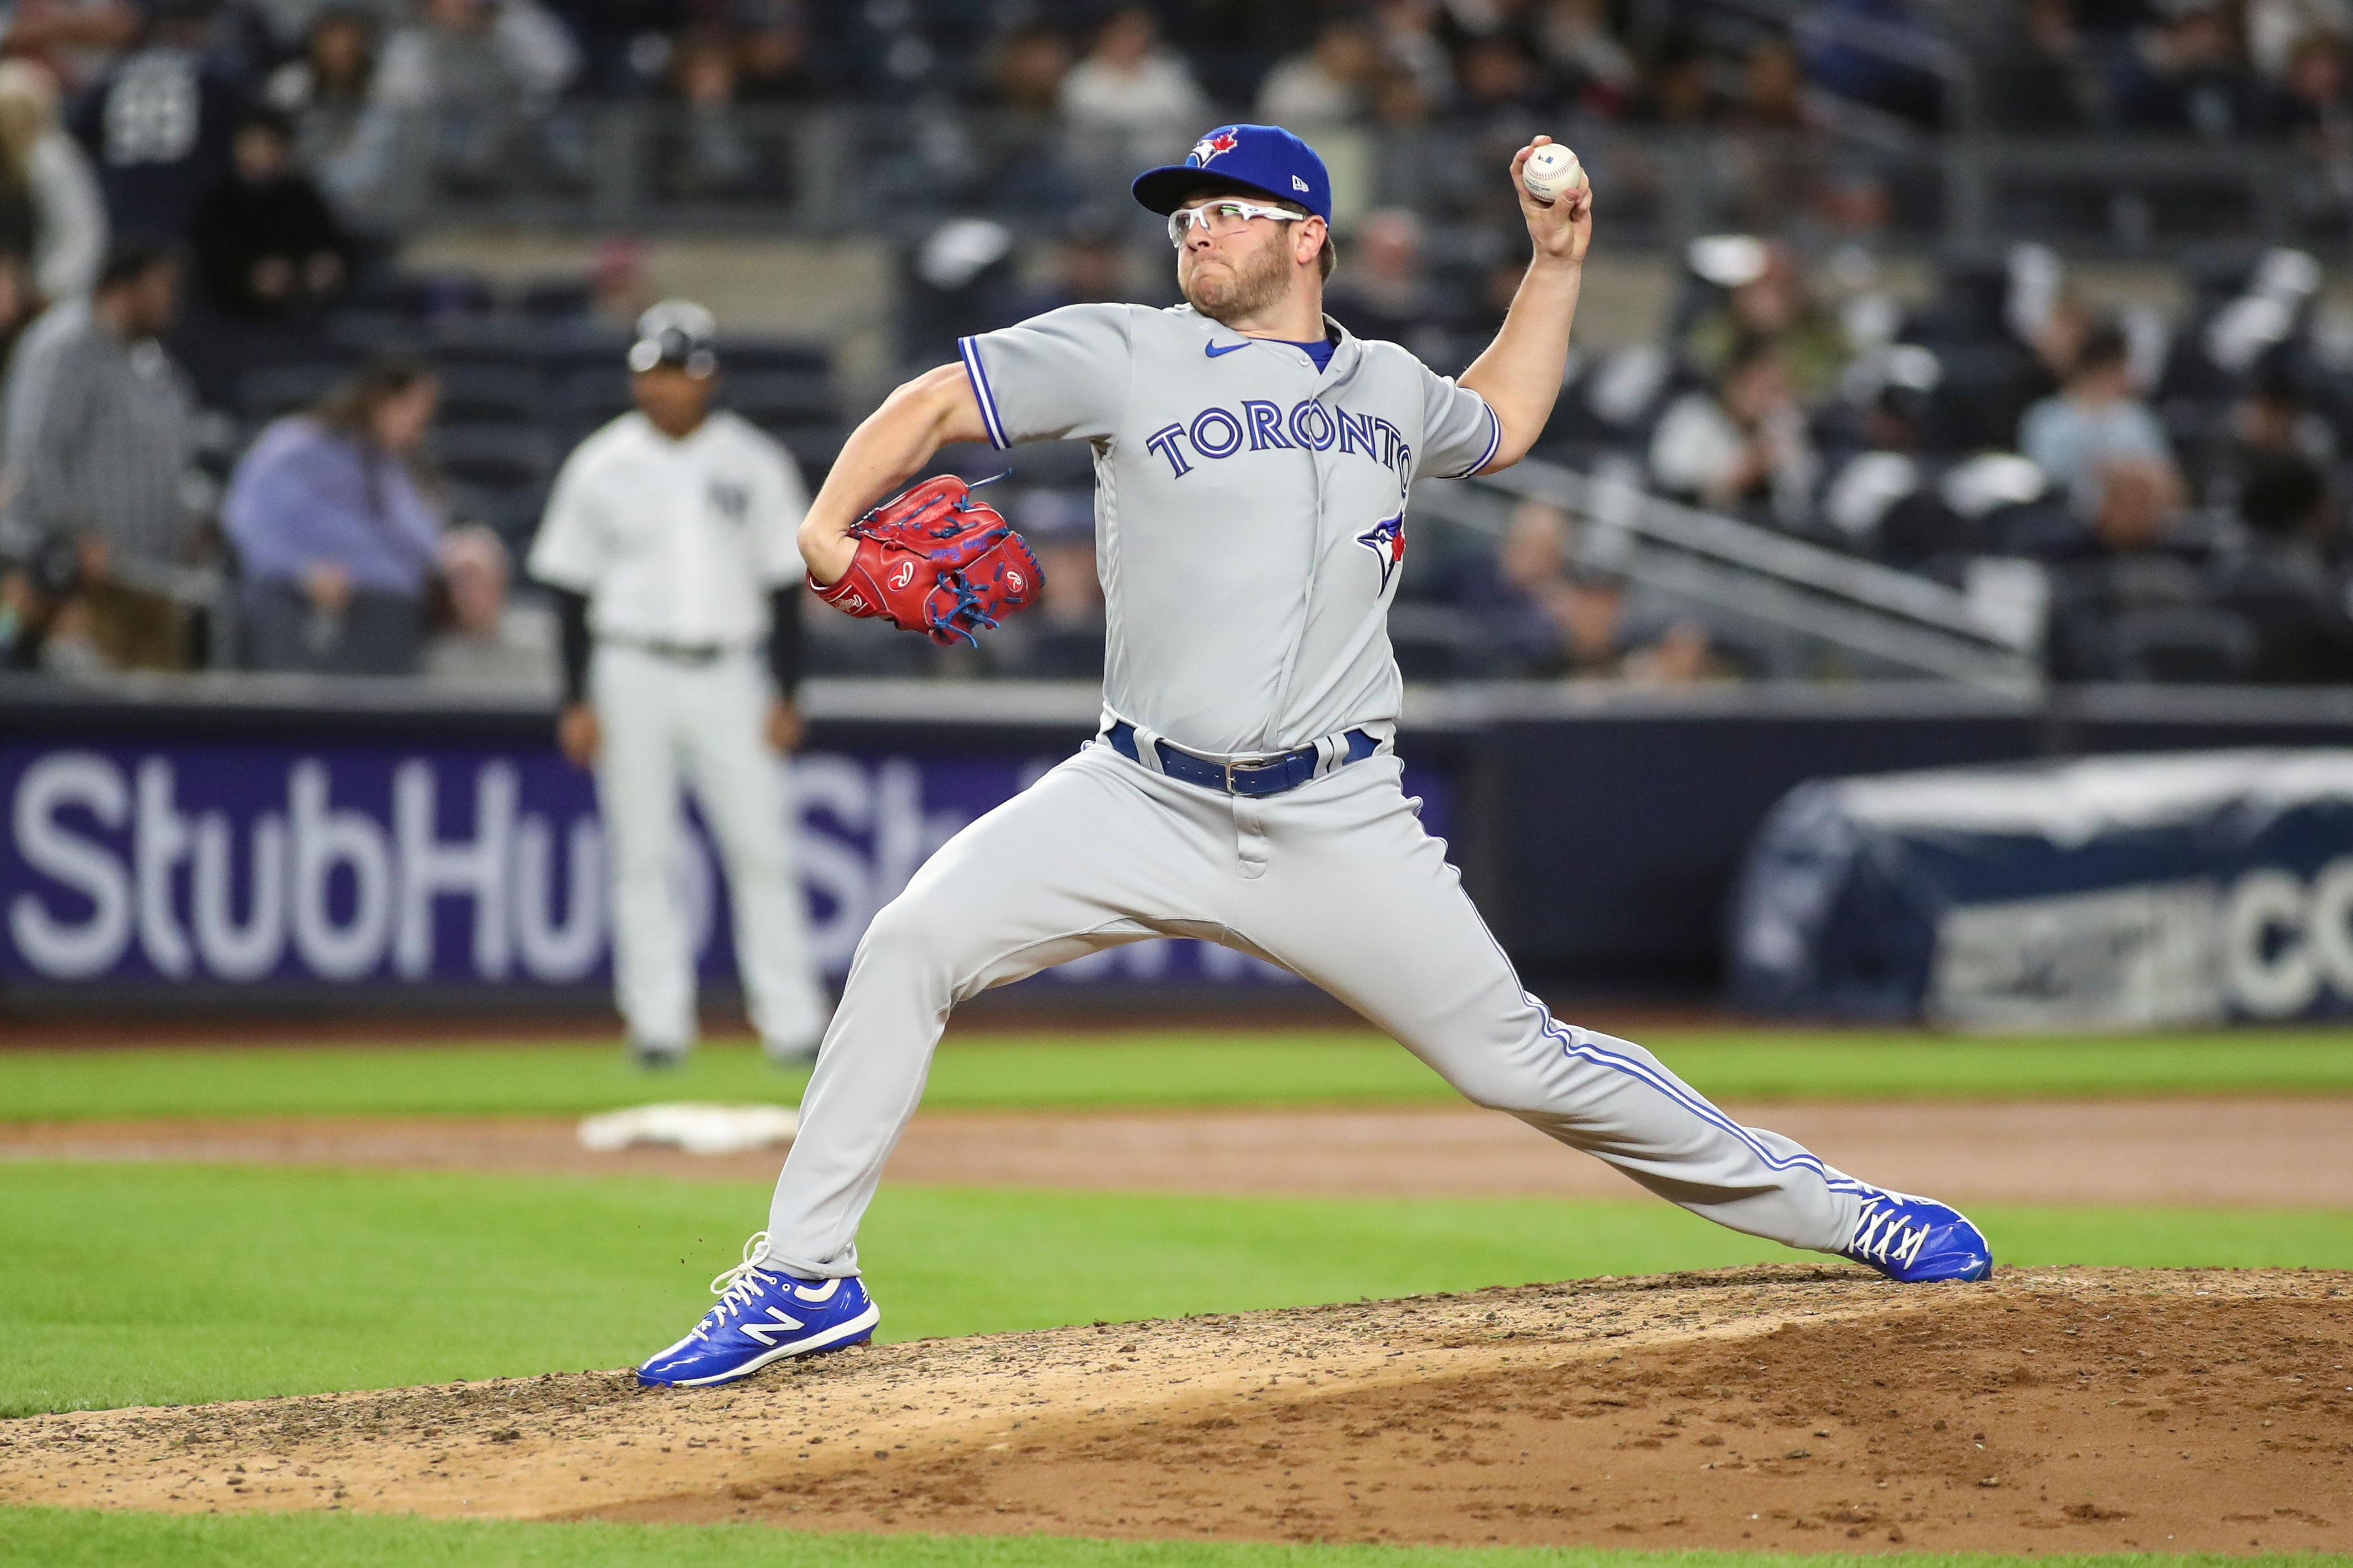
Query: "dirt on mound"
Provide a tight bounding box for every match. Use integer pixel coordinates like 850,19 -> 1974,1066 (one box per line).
5,1266 -> 2350,1553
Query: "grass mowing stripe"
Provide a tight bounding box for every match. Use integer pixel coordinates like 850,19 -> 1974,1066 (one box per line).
7,1030 -> 2353,1123
5,1162 -> 2352,1416
3,1509 -> 2332,1568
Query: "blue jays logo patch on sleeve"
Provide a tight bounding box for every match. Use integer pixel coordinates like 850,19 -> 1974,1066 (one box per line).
1355,511 -> 1407,593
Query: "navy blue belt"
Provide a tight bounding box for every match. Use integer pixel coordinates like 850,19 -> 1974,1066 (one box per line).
1108,722 -> 1376,797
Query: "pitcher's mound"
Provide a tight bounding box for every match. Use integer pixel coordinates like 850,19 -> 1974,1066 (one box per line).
7,1265 -> 2349,1554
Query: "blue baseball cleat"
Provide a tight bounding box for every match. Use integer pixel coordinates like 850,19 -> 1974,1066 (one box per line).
1837,1187 -> 1993,1283
636,1233 -> 880,1387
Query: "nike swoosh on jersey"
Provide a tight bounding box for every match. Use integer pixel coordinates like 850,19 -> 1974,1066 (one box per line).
1203,341 -> 1249,358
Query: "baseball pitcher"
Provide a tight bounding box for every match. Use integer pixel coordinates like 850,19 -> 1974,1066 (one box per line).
634,129 -> 1991,1387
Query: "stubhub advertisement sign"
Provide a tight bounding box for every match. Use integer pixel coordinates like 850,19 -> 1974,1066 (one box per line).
1,742 -> 1441,994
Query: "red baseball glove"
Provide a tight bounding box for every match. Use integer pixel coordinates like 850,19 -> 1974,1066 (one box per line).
809,474 -> 1044,646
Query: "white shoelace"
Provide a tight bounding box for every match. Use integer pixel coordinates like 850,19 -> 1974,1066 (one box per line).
1847,1199 -> 1932,1271
693,1232 -> 777,1339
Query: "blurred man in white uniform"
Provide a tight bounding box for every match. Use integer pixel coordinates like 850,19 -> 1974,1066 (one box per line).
528,301 -> 830,1067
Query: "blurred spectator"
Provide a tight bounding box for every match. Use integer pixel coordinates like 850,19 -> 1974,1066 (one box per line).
1375,0 -> 1457,105
589,232 -> 651,326
422,522 -> 558,686
1370,60 -> 1438,127
2087,455 -> 2188,555
1649,335 -> 1820,527
1058,7 -> 1209,167
0,60 -> 105,306
2,0 -> 141,93
989,22 -> 1072,113
2246,0 -> 2351,78
1530,0 -> 1637,116
1632,31 -> 1722,125
1819,363 -> 1971,562
1478,498 -> 1731,679
2107,0 -> 2264,137
1452,35 -> 1540,122
990,489 -> 1102,678
0,240 -> 198,670
661,30 -> 757,196
222,350 -> 447,675
1016,211 -> 1130,314
1325,208 -> 1449,360
541,0 -> 685,97
732,0 -> 811,102
2042,453 -> 2230,678
1976,0 -> 2094,131
186,108 -> 355,318
2209,450 -> 2353,679
2265,28 -> 2353,151
374,0 -> 579,190
69,0 -> 249,243
1683,239 -> 1846,402
2232,370 -> 2334,464
2019,320 -> 2174,514
1257,20 -> 1379,126
1731,38 -> 1810,130
266,9 -> 409,233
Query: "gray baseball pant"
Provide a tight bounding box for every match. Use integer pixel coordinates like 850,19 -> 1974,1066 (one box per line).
758,740 -> 1866,1278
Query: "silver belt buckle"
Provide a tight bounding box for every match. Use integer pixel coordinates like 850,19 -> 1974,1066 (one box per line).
1224,754 -> 1279,794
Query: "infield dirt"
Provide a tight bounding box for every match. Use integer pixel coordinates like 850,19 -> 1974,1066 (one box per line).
7,1097 -> 2350,1207
6,1265 -> 2350,1553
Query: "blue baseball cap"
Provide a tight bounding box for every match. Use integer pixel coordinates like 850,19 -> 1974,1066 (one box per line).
1131,124 -> 1332,222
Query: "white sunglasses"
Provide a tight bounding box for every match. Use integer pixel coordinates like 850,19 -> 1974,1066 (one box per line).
1166,198 -> 1310,248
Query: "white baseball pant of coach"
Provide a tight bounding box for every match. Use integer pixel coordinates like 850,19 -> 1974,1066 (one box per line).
593,643 -> 829,1054
757,736 -> 1869,1278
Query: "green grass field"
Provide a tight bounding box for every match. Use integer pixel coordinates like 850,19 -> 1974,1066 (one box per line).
6,1027 -> 2353,1123
4,1160 -> 2350,1416
7,1026 -> 2353,1564
5,1509 -> 2331,1568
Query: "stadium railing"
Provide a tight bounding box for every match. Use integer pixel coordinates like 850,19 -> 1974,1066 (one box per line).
1419,459 -> 2046,694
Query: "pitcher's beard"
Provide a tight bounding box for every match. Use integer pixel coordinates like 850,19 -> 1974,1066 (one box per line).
1181,240 -> 1292,324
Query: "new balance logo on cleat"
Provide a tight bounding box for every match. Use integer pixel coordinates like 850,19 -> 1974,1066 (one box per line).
1837,1188 -> 1993,1283
635,1232 -> 880,1386
738,1306 -> 807,1346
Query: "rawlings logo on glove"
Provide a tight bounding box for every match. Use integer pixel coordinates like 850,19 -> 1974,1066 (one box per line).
808,474 -> 1045,647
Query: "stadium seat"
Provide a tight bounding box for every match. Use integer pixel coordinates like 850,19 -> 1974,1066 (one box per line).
354,272 -> 497,321
2107,606 -> 2258,683
716,339 -> 831,375
518,280 -> 594,320
431,426 -> 556,541
433,365 -> 549,427
234,362 -> 350,424
721,371 -> 836,427
555,367 -> 635,439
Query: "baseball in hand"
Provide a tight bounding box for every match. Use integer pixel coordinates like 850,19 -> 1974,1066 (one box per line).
1522,142 -> 1585,206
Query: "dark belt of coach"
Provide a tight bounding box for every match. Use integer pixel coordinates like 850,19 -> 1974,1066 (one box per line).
604,635 -> 744,664
1108,721 -> 1377,798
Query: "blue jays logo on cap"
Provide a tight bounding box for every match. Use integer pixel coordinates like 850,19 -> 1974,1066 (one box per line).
1190,129 -> 1241,165
1133,124 -> 1333,223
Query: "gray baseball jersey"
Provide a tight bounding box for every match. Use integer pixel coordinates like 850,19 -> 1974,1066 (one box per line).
744,302 -> 1881,1287
957,304 -> 1501,758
